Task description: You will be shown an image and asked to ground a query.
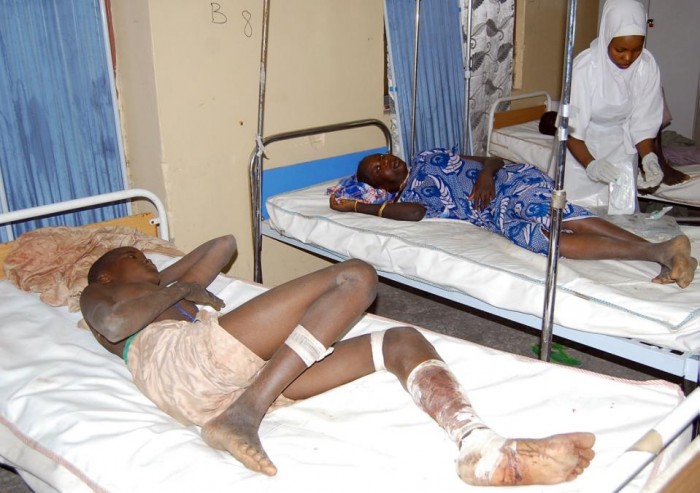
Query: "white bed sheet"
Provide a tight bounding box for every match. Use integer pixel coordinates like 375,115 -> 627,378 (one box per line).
489,121 -> 700,208
267,183 -> 700,353
0,254 -> 691,492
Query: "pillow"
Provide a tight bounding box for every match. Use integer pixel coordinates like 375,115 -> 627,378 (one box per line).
326,174 -> 397,204
3,226 -> 183,312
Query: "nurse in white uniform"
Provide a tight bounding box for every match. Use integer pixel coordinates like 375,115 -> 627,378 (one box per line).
557,0 -> 664,214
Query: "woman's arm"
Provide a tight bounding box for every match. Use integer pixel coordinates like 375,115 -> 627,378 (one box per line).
566,136 -> 595,168
636,138 -> 655,159
568,136 -> 621,183
329,196 -> 426,221
460,155 -> 505,211
461,155 -> 506,175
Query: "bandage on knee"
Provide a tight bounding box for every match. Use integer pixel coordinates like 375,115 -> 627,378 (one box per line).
285,324 -> 334,367
370,330 -> 386,371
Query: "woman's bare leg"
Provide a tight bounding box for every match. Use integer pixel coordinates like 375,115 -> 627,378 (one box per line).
564,217 -> 647,242
201,259 -> 378,475
560,218 -> 696,288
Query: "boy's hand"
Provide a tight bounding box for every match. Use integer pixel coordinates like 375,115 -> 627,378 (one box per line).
179,282 -> 225,311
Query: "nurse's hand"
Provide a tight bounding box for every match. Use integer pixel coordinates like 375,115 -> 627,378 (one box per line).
586,159 -> 620,183
638,153 -> 664,189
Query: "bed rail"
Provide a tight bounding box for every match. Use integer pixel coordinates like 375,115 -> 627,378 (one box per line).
249,119 -> 392,283
599,386 -> 700,491
0,188 -> 169,241
486,91 -> 552,156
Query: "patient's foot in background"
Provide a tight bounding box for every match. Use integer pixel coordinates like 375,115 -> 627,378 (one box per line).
653,235 -> 697,288
201,398 -> 276,476
456,431 -> 595,486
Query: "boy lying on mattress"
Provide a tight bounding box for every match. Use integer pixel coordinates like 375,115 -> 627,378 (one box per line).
328,148 -> 697,288
80,235 -> 595,486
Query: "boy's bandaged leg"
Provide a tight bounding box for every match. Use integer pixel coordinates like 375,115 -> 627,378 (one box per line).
406,359 -> 511,485
284,325 -> 334,367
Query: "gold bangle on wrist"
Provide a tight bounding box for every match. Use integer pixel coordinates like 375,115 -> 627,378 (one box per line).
354,200 -> 358,212
378,202 -> 388,217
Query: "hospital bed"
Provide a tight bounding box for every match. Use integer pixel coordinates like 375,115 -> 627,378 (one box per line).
486,91 -> 700,212
0,188 -> 699,492
251,120 -> 700,388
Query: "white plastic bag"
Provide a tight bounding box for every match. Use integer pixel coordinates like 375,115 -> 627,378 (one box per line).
607,162 -> 636,215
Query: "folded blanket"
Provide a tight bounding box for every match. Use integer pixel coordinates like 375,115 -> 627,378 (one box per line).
3,226 -> 183,312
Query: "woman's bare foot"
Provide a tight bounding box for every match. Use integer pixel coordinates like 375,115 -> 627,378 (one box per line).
653,235 -> 697,288
457,432 -> 596,486
201,404 -> 277,476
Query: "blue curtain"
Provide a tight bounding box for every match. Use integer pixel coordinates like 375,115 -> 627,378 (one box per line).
0,0 -> 126,241
385,0 -> 465,162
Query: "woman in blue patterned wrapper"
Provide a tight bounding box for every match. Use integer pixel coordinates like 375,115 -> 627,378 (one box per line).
327,147 -> 696,288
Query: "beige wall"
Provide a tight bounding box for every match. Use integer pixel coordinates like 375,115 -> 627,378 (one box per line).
110,0 -> 387,285
110,0 -> 598,286
515,0 -> 598,99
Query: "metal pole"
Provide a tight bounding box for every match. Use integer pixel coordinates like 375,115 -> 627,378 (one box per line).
409,0 -> 422,161
251,0 -> 271,284
540,0 -> 577,361
462,0 -> 474,154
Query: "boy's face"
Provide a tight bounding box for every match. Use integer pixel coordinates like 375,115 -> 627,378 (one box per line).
607,35 -> 645,69
101,247 -> 160,285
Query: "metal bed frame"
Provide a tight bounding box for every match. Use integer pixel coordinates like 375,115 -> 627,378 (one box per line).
248,118 -> 699,387
0,188 -> 169,241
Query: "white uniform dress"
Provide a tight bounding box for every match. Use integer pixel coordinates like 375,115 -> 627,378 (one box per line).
552,0 -> 663,213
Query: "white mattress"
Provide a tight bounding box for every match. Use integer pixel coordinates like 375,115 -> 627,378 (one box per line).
490,120 -> 557,173
0,253 -> 691,492
489,121 -> 700,207
267,183 -> 700,352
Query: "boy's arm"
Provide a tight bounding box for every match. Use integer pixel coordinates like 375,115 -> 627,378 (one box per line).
80,281 -> 224,343
159,235 -> 237,287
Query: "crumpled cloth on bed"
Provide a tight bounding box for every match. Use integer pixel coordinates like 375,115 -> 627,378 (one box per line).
3,226 -> 183,312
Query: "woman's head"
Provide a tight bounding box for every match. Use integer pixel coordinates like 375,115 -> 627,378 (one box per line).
600,0 -> 647,70
357,153 -> 409,193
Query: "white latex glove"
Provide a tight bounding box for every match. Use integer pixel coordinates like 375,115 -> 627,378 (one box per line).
586,159 -> 621,184
638,152 -> 663,189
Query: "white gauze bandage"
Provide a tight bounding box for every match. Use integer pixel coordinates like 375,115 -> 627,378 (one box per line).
406,359 -> 486,443
407,359 -> 510,485
284,324 -> 334,367
457,428 -> 512,484
370,330 -> 386,371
